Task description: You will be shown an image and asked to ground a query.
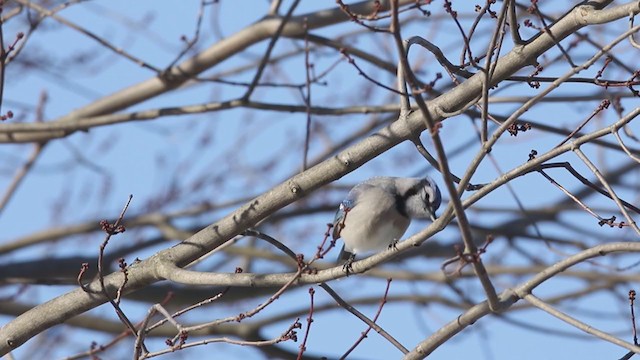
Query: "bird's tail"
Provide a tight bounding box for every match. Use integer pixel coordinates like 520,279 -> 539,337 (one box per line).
337,245 -> 354,263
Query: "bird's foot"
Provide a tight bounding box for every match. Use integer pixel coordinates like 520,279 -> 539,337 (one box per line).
342,253 -> 355,276
388,239 -> 399,251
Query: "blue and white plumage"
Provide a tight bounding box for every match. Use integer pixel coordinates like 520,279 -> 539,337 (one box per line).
332,176 -> 442,265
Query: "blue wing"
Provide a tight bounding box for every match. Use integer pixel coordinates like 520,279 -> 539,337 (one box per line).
332,182 -> 377,264
333,198 -> 357,264
332,199 -> 353,240
332,183 -> 374,239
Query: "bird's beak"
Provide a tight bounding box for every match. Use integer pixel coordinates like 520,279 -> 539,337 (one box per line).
429,208 -> 438,222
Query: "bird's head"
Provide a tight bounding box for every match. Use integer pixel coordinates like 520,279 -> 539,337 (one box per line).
397,176 -> 441,221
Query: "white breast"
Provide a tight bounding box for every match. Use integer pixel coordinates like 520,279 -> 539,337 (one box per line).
339,187 -> 411,255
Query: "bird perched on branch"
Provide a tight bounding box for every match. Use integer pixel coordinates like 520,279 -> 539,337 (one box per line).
332,176 -> 441,272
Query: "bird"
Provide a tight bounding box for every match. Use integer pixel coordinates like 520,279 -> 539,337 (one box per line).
332,176 -> 442,272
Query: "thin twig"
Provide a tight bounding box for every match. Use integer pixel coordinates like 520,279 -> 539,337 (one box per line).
573,148 -> 640,235
0,143 -> 43,216
302,17 -> 312,171
13,0 -> 160,73
297,287 -> 315,360
319,282 -> 408,354
242,0 -> 301,99
340,278 -> 393,359
96,195 -> 141,349
524,293 -> 640,354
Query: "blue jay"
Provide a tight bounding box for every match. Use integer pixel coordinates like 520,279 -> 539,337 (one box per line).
332,176 -> 442,268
